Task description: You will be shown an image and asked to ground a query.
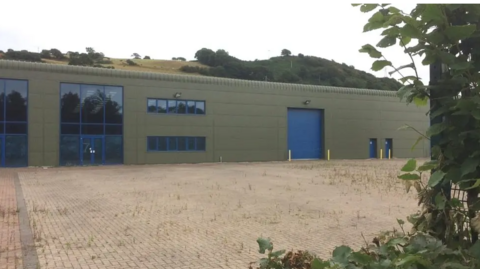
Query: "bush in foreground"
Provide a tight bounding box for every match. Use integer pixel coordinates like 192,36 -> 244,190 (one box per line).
251,231 -> 480,269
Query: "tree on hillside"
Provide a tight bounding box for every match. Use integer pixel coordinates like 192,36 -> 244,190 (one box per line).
132,53 -> 141,59
50,48 -> 64,59
281,49 -> 291,57
143,56 -> 151,60
194,48 -> 216,66
40,50 -> 51,59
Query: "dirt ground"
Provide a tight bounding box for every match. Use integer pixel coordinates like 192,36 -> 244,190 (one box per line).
15,159 -> 424,269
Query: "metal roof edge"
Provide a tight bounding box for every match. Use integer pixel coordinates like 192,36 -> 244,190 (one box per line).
0,60 -> 398,97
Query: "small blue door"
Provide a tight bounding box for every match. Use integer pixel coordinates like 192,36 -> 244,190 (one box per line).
287,108 -> 323,159
81,136 -> 104,165
0,136 -> 4,167
369,138 -> 377,158
385,138 -> 393,158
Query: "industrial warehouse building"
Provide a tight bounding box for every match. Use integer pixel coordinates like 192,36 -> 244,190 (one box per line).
0,60 -> 429,167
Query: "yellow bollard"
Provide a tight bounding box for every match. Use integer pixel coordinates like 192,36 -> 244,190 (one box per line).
288,150 -> 291,161
380,149 -> 383,159
389,149 -> 392,159
327,149 -> 330,161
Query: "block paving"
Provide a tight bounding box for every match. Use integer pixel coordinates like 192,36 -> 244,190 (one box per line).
1,159 -> 423,268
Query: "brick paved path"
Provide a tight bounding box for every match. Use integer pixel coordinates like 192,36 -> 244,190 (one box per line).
0,170 -> 22,269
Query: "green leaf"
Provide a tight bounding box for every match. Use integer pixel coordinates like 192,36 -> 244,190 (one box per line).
397,84 -> 414,100
376,36 -> 397,48
461,158 -> 480,177
421,50 -> 436,65
445,167 -> 461,183
351,4 -> 361,6
311,258 -> 330,269
422,4 -> 444,23
332,246 -> 352,266
413,96 -> 428,106
349,252 -> 373,265
434,193 -> 446,210
386,237 -> 408,247
445,24 -> 477,42
438,51 -> 456,64
257,238 -> 273,254
470,240 -> 480,257
428,170 -> 446,187
381,27 -> 400,36
430,106 -> 450,119
399,75 -> 417,84
359,44 -> 382,58
401,159 -> 417,172
396,254 -> 431,267
417,161 -> 437,172
450,61 -> 473,70
363,21 -> 385,32
401,36 -> 412,46
426,122 -> 447,137
369,11 -> 385,23
464,179 -> 480,190
398,173 -> 421,180
371,60 -> 392,71
400,23 -> 422,38
388,6 -> 401,13
471,110 -> 480,120
270,249 -> 285,258
411,136 -> 424,151
384,15 -> 403,26
397,218 -> 405,225
360,4 -> 378,13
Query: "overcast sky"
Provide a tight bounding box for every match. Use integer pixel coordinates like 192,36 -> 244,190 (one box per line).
0,1 -> 429,84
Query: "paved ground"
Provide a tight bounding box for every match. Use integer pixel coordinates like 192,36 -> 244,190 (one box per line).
1,159 -> 424,269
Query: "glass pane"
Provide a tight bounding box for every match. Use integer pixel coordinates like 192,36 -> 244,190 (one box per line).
158,137 -> 167,151
147,137 -> 157,151
105,86 -> 123,124
187,101 -> 195,114
81,85 -> 104,123
177,101 -> 186,114
105,125 -> 122,135
5,80 -> 28,122
81,124 -> 104,135
61,124 -> 80,135
0,80 -> 4,121
168,137 -> 177,151
187,137 -> 195,150
157,100 -> 167,114
196,137 -> 206,151
60,83 -> 81,123
147,99 -> 157,113
60,136 -> 80,166
82,138 -> 92,165
92,138 -> 103,165
5,123 -> 27,134
195,101 -> 205,114
178,137 -> 187,150
105,136 -> 122,164
167,100 -> 176,113
4,135 -> 27,167
0,124 -> 4,134
0,136 -> 2,166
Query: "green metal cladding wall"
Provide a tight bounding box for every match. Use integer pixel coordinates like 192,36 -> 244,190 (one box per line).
0,60 -> 429,166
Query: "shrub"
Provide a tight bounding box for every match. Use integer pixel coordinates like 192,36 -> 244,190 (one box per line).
298,53 -> 305,58
252,234 -> 480,269
126,59 -> 137,66
4,49 -> 43,62
50,48 -> 64,59
144,56 -> 151,60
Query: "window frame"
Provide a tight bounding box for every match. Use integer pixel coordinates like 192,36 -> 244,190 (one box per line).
146,98 -> 206,115
146,136 -> 206,152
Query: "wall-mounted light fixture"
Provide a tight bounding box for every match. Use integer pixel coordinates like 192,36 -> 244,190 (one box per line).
304,100 -> 311,105
173,92 -> 182,98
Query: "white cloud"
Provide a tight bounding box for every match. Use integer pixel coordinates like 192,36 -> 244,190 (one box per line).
0,1 -> 429,84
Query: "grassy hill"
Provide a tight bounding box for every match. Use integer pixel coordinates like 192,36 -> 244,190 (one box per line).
42,58 -> 207,75
0,48 -> 402,91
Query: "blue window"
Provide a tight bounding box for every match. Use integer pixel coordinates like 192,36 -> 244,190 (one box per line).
60,83 -> 124,166
147,136 -> 206,152
0,79 -> 28,167
146,98 -> 206,115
